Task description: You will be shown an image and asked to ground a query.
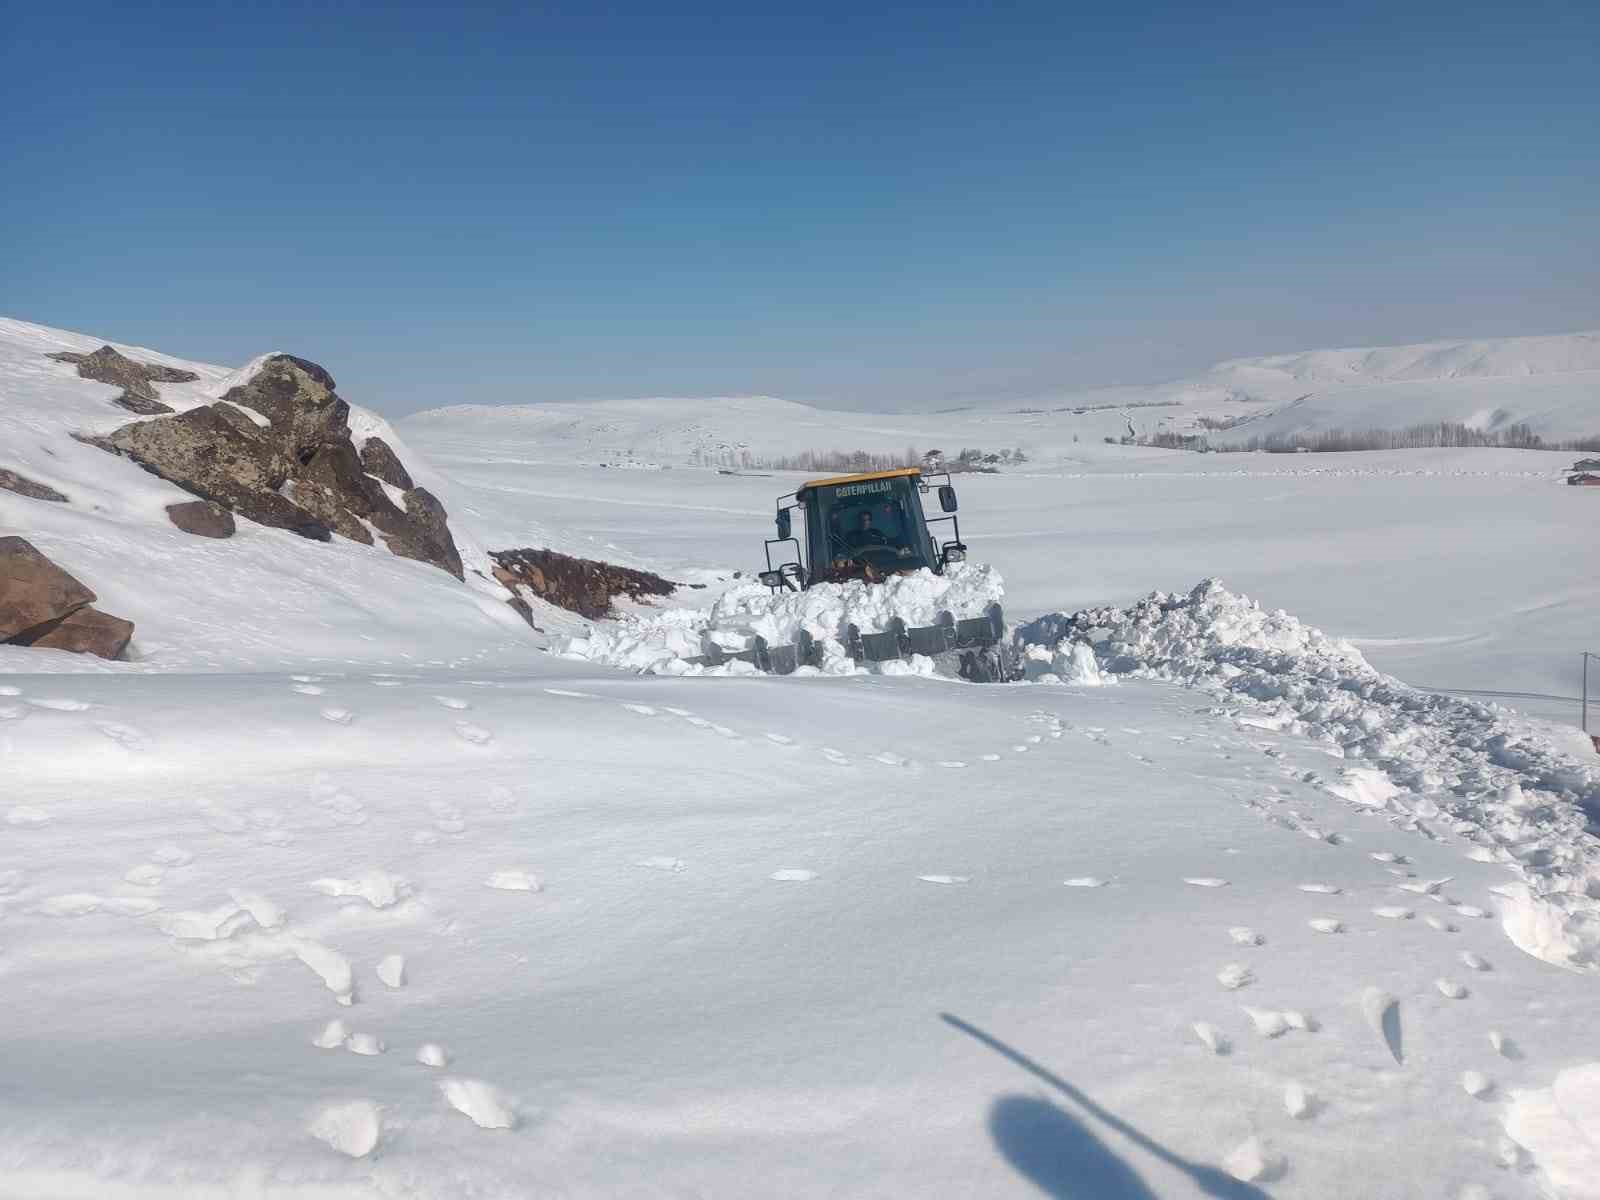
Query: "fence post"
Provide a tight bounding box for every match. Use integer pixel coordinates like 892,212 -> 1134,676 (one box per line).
1584,652 -> 1590,735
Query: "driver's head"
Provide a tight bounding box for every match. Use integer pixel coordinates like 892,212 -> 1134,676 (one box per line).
857,511 -> 873,529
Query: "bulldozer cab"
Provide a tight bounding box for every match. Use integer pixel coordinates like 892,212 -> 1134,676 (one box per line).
760,467 -> 965,591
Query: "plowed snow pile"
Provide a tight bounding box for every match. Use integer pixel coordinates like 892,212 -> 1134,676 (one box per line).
563,563 -> 1005,675
1021,579 -> 1600,974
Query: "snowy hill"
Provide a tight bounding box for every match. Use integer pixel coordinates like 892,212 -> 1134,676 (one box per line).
401,330 -> 1600,465
5,316 -> 1600,1198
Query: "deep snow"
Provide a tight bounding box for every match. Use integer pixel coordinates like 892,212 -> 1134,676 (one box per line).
5,318 -> 1600,1198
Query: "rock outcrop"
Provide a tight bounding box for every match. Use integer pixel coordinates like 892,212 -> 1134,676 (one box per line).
359,436 -> 413,491
165,500 -> 236,539
79,352 -> 464,577
0,469 -> 68,503
0,536 -> 133,659
48,344 -> 198,415
491,548 -> 675,620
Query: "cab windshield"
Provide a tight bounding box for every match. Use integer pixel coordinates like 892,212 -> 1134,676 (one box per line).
812,476 -> 929,575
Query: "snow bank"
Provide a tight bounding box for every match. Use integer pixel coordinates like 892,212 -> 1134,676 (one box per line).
562,564 -> 1004,676
1019,579 -> 1600,973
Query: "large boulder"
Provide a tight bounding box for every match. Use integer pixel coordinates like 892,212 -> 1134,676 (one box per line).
0,536 -> 97,639
47,344 -> 196,415
0,537 -> 134,659
218,355 -> 349,462
0,469 -> 68,503
105,404 -> 332,541
165,500 -> 236,539
10,606 -> 135,659
359,436 -> 414,491
374,488 -> 463,579
72,350 -> 460,574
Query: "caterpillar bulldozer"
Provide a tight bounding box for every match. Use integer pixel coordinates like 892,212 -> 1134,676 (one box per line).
682,467 -> 1021,681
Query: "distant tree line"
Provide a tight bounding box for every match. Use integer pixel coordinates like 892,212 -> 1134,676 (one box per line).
1132,421 -> 1600,455
750,446 -> 1026,473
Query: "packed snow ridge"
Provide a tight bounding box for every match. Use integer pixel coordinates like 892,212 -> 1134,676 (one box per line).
563,563 -> 1006,676
1024,579 -> 1600,973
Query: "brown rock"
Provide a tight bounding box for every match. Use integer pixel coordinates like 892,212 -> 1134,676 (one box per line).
490,547 -> 675,619
10,605 -> 134,660
359,436 -> 414,490
0,469 -> 69,503
106,405 -> 331,541
47,344 -> 194,414
0,536 -> 96,639
218,355 -> 348,462
373,487 -> 463,579
165,500 -> 236,539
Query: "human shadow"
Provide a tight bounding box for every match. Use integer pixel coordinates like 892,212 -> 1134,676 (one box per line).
942,1013 -> 1274,1200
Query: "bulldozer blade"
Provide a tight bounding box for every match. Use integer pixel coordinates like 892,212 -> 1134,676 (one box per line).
679,603 -> 1010,680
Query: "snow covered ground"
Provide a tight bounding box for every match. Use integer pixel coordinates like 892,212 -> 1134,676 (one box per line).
5,319 -> 1600,1197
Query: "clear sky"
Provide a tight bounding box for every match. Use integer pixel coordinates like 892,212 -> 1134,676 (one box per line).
3,1 -> 1596,414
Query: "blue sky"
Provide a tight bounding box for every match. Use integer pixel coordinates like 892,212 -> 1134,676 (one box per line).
3,1 -> 1596,413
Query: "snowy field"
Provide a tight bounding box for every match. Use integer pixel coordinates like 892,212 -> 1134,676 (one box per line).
4,320 -> 1600,1198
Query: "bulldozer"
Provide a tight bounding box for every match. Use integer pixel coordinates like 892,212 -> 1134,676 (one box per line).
681,467 -> 1020,681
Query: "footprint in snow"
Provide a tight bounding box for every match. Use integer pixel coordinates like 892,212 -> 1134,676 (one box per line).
1026,734 -> 1043,744
440,1078 -> 516,1130
636,856 -> 686,872
1308,917 -> 1344,934
771,869 -> 817,882
485,870 -> 542,892
28,697 -> 91,711
936,760 -> 968,768
1372,906 -> 1414,920
1423,914 -> 1458,933
1361,987 -> 1403,1063
684,715 -> 712,728
821,747 -> 850,765
1183,877 -> 1230,888
1010,744 -> 1029,753
1369,851 -> 1409,864
292,683 -> 325,696
485,786 -> 518,812
765,733 -> 796,746
1454,904 -> 1491,919
370,678 -> 405,688
710,724 -> 739,738
6,806 -> 51,828
1298,883 -> 1341,894
124,864 -> 164,887
1436,978 -> 1469,1000
1461,1070 -> 1494,1098
1217,963 -> 1255,990
1192,1022 -> 1230,1054
662,706 -> 693,717
1488,1030 -> 1520,1058
320,707 -> 354,726
455,722 -> 493,745
345,1032 -> 385,1056
543,688 -> 596,699
94,722 -> 150,751
416,1043 -> 449,1068
1283,1082 -> 1317,1120
980,753 -> 1002,762
433,696 -> 470,710
622,703 -> 657,717
151,844 -> 193,866
1063,877 -> 1109,888
919,874 -> 971,885
309,1100 -> 382,1159
1228,927 -> 1264,946
873,751 -> 909,767
1460,950 -> 1491,972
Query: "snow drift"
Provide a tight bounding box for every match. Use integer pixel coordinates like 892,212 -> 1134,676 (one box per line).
1020,580 -> 1600,974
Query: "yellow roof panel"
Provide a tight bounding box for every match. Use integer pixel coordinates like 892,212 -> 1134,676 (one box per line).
799,466 -> 922,491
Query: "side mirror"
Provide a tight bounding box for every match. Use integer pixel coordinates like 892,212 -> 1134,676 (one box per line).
942,545 -> 966,565
758,570 -> 784,589
776,509 -> 791,540
938,485 -> 958,513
